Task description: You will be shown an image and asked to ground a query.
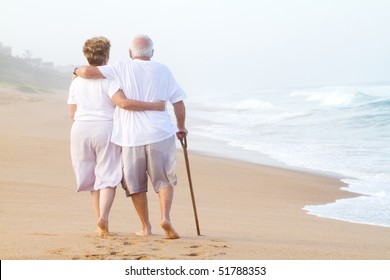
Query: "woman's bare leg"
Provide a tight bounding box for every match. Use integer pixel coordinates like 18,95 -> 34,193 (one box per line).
90,190 -> 100,219
97,187 -> 116,236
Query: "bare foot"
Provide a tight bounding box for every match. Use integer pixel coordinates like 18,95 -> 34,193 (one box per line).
97,219 -> 109,237
135,230 -> 151,237
135,223 -> 152,236
161,221 -> 179,239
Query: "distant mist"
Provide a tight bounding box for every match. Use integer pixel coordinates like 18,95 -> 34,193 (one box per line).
0,44 -> 72,93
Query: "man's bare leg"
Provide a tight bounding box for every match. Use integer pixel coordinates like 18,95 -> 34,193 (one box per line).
159,186 -> 179,239
131,192 -> 152,236
97,187 -> 116,236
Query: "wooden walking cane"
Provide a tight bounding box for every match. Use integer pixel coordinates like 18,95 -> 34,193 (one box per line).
180,136 -> 201,236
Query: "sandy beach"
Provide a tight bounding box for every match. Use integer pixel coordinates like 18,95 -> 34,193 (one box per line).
1,90 -> 390,260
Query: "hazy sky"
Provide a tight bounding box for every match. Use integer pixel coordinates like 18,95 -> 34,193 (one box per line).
1,0 -> 390,93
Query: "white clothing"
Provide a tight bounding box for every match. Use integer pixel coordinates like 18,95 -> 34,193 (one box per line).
67,77 -> 120,121
70,121 -> 122,192
98,59 -> 187,147
67,77 -> 122,191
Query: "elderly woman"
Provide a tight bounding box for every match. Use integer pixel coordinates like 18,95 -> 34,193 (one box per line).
68,36 -> 164,236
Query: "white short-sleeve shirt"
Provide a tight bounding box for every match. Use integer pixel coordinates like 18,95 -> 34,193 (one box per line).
67,77 -> 120,121
98,59 -> 187,147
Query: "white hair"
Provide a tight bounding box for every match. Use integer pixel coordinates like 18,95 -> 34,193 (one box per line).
130,34 -> 154,58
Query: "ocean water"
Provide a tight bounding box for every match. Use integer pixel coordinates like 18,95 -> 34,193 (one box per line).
186,82 -> 390,228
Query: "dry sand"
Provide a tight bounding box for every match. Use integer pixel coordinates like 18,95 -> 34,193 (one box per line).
1,90 -> 389,260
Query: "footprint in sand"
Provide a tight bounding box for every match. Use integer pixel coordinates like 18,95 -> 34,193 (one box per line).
85,253 -> 107,260
48,248 -> 67,255
135,255 -> 151,260
210,239 -> 229,248
210,244 -> 229,248
182,252 -> 204,257
123,240 -> 137,246
181,239 -> 229,258
152,247 -> 162,251
210,239 -> 225,243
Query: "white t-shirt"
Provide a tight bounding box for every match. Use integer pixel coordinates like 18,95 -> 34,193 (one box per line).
98,59 -> 186,147
67,77 -> 120,121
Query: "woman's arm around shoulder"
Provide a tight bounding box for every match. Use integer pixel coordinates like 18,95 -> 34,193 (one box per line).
111,90 -> 165,111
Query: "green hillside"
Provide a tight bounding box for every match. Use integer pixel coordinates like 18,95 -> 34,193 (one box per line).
0,52 -> 71,93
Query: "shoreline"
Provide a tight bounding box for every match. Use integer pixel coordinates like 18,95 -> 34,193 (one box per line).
184,111 -> 350,180
1,91 -> 390,259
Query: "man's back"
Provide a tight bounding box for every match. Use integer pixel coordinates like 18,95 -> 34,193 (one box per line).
98,59 -> 186,147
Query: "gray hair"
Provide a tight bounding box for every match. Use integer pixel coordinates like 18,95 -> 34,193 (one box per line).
130,34 -> 154,58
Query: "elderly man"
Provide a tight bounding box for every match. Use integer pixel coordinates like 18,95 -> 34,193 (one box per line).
75,34 -> 187,239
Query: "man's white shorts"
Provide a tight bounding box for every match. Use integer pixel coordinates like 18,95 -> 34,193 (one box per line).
70,121 -> 122,192
121,135 -> 177,195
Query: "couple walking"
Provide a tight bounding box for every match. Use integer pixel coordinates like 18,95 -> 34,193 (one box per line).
68,35 -> 187,239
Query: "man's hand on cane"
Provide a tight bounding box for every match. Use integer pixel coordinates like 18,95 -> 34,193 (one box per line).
176,128 -> 188,141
